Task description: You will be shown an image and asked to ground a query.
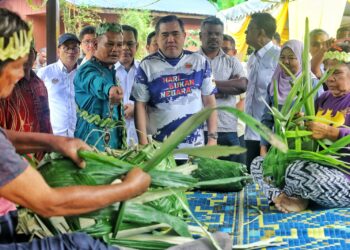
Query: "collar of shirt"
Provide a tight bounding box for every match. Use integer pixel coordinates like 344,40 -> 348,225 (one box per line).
115,60 -> 139,72
255,41 -> 274,60
91,56 -> 116,70
57,59 -> 77,73
158,50 -> 184,67
197,47 -> 226,60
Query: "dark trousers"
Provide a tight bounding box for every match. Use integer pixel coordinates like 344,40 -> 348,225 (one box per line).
245,140 -> 260,173
205,131 -> 240,162
0,211 -> 118,250
238,135 -> 247,165
0,233 -> 119,250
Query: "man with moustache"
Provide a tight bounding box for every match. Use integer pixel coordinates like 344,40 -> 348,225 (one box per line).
37,33 -> 80,137
197,16 -> 247,162
133,15 -> 217,155
115,25 -> 139,145
74,23 -> 125,151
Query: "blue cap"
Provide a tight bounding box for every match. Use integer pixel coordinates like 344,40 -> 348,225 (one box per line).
58,33 -> 80,46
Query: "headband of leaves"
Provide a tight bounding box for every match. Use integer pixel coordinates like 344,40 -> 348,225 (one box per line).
0,25 -> 33,61
324,51 -> 350,63
96,23 -> 123,37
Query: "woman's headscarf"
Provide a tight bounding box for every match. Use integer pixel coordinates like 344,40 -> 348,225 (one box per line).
269,39 -> 304,105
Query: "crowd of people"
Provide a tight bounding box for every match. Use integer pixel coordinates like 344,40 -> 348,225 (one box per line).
1,5 -> 350,249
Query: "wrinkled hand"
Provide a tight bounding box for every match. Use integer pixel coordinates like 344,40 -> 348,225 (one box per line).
306,121 -> 339,140
123,168 -> 151,197
55,138 -> 92,168
109,86 -> 123,105
124,103 -> 134,119
320,38 -> 336,52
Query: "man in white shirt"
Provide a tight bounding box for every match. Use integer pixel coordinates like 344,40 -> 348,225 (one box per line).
197,16 -> 247,162
222,34 -> 237,56
78,26 -> 96,66
37,33 -> 80,137
244,13 -> 280,170
115,25 -> 139,145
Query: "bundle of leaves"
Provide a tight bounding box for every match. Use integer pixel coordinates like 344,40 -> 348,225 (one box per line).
19,106 -> 286,249
262,18 -> 350,187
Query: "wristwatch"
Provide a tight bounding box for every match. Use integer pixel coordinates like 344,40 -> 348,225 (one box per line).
207,132 -> 218,140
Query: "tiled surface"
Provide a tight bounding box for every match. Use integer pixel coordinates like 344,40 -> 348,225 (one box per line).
187,184 -> 350,249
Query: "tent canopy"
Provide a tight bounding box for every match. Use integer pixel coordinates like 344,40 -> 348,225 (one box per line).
217,0 -> 348,60
65,0 -> 217,16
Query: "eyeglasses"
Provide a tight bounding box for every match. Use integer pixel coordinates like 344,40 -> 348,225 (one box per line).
82,40 -> 95,45
62,46 -> 80,53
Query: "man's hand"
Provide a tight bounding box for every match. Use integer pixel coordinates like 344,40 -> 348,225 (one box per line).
124,103 -> 134,119
109,86 -> 124,105
206,138 -> 217,146
122,168 -> 151,198
54,137 -> 92,168
306,121 -> 339,141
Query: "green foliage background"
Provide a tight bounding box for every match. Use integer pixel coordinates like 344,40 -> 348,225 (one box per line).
28,0 -> 202,59
119,9 -> 153,60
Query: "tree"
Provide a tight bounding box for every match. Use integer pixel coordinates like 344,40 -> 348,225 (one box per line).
119,9 -> 153,60
61,3 -> 102,34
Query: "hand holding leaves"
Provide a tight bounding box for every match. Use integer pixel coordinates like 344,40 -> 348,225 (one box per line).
306,121 -> 339,141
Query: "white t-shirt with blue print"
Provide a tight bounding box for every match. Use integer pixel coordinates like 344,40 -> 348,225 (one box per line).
132,50 -> 217,149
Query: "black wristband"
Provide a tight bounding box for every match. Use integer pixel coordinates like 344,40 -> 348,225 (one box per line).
207,132 -> 218,140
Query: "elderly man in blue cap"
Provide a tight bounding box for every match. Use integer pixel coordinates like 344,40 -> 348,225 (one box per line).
37,33 -> 81,137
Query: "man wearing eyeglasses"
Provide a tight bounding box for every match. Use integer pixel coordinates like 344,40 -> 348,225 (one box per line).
74,23 -> 125,151
78,26 -> 96,66
115,25 -> 139,145
37,33 -> 80,137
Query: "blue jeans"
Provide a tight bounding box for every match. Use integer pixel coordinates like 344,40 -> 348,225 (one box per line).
205,131 -> 240,162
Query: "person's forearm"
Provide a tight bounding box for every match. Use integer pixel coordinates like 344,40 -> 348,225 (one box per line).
0,166 -> 149,217
215,78 -> 248,95
311,50 -> 326,79
44,183 -> 137,216
326,126 -> 340,141
203,95 -> 217,145
135,102 -> 148,145
236,98 -> 245,112
5,130 -> 66,154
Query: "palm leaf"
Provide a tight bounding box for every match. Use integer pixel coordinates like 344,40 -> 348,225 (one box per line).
174,145 -> 246,158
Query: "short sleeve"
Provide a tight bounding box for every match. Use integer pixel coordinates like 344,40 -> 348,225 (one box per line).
131,65 -> 150,102
201,60 -> 217,96
0,130 -> 28,187
231,57 -> 246,78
